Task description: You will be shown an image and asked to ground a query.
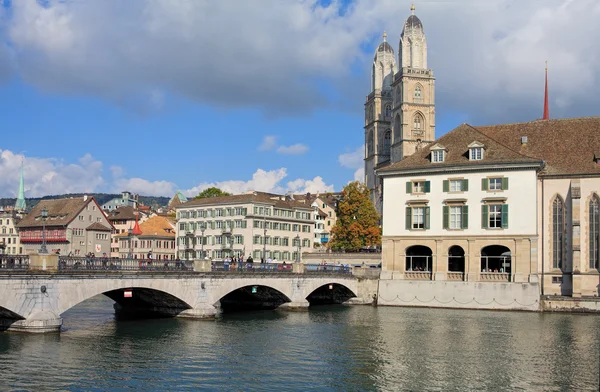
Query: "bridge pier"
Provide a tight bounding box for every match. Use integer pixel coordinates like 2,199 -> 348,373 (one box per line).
4,311 -> 62,333
278,300 -> 310,312
177,304 -> 219,320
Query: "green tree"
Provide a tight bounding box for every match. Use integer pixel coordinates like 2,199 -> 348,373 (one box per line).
194,187 -> 231,199
329,181 -> 381,252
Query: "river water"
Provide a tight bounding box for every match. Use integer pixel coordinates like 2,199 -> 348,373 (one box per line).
0,296 -> 599,391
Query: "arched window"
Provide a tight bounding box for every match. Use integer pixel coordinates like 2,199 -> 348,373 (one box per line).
367,130 -> 374,156
414,85 -> 422,103
552,196 -> 565,269
413,114 -> 423,130
385,105 -> 392,117
393,115 -> 402,140
590,195 -> 600,269
383,130 -> 391,157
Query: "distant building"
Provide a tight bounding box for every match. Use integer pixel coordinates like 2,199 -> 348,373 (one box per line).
175,191 -> 314,261
17,196 -> 113,256
293,193 -> 340,248
167,190 -> 188,212
105,206 -> 150,258
0,209 -> 22,255
101,191 -> 138,211
117,215 -> 176,260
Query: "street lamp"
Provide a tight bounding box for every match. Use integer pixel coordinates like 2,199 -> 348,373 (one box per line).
200,225 -> 206,259
39,207 -> 48,254
263,214 -> 267,261
128,227 -> 133,259
295,234 -> 301,263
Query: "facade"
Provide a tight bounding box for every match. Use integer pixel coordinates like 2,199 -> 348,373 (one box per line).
117,215 -> 176,260
293,193 -> 340,248
365,4 -> 435,213
17,196 -> 113,256
105,206 -> 150,258
175,192 -> 314,261
0,210 -> 23,255
377,117 -> 600,306
101,191 -> 138,211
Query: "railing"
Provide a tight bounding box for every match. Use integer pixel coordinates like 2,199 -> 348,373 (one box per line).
447,272 -> 464,281
58,256 -> 193,272
305,264 -> 352,274
404,271 -> 432,280
0,255 -> 29,270
211,261 -> 293,273
480,272 -> 510,282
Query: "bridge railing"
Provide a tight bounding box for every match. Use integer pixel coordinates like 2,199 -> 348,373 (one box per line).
211,261 -> 294,273
304,264 -> 352,274
0,255 -> 29,270
58,256 -> 193,272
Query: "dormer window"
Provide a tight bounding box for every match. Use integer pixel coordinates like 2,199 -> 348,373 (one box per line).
468,141 -> 486,161
430,143 -> 446,163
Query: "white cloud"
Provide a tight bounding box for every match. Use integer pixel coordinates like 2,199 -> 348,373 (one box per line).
338,145 -> 365,183
353,167 -> 365,183
258,135 -> 277,151
276,143 -> 309,155
113,177 -> 176,197
184,168 -> 334,197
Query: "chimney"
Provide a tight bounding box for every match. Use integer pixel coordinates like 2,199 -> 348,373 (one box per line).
83,194 -> 88,201
521,136 -> 528,145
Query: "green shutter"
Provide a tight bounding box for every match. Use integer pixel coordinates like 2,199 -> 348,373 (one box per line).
406,207 -> 412,230
425,207 -> 430,230
406,182 -> 412,194
482,205 -> 488,229
501,204 -> 509,229
443,180 -> 449,192
502,177 -> 509,190
242,221 -> 247,228
481,178 -> 488,191
424,181 -> 431,193
463,179 -> 469,192
462,205 -> 469,229
443,206 -> 449,229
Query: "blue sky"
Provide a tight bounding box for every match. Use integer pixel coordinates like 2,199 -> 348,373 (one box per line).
0,0 -> 598,198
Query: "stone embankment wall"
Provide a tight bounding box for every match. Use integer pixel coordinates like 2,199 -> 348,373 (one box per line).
302,252 -> 380,266
541,296 -> 600,313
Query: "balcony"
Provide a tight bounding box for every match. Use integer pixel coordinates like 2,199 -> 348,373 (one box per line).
404,271 -> 432,280
447,272 -> 464,281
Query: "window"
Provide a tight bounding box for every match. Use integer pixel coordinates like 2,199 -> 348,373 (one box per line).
385,105 -> 392,117
482,204 -> 508,229
443,179 -> 468,193
590,196 -> 600,269
552,197 -> 565,269
383,131 -> 391,157
406,181 -> 430,194
482,177 -> 508,191
470,147 -> 483,160
432,150 -> 444,163
443,206 -> 468,230
413,115 -> 422,130
406,206 -> 429,230
414,86 -> 422,103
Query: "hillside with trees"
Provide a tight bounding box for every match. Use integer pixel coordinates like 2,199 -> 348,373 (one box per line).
0,193 -> 171,211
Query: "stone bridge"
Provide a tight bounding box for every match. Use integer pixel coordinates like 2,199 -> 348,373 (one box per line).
0,255 -> 379,333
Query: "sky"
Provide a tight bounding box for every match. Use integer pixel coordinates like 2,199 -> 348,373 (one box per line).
0,0 -> 598,198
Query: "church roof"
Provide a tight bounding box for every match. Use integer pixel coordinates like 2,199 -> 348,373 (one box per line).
404,14 -> 423,32
377,41 -> 394,55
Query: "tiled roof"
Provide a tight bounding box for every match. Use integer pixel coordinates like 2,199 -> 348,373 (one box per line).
293,192 -> 340,209
17,197 -> 92,228
106,206 -> 139,221
378,123 -> 541,174
117,216 -> 175,238
86,222 -> 111,231
475,117 -> 600,176
177,191 -> 313,210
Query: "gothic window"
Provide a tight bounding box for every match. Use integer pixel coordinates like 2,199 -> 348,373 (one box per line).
367,130 -> 374,156
413,113 -> 423,130
393,115 -> 402,140
414,85 -> 422,103
552,196 -> 565,269
590,195 -> 600,269
385,105 -> 392,117
383,130 -> 391,157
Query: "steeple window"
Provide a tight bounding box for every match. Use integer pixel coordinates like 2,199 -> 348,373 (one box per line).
383,131 -> 391,157
413,115 -> 422,130
385,105 -> 392,118
367,130 -> 374,156
414,85 -> 422,103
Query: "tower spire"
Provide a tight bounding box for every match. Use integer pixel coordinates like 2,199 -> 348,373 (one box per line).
382,31 -> 387,42
14,158 -> 26,212
543,61 -> 550,120
411,3 -> 415,15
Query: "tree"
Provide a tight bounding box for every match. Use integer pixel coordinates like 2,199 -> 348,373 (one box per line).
194,187 -> 231,199
329,181 -> 381,252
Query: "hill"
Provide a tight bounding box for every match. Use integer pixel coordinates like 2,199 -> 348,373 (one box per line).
0,193 -> 171,211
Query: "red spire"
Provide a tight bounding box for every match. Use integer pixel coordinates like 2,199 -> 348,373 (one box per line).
132,212 -> 142,235
543,62 -> 549,120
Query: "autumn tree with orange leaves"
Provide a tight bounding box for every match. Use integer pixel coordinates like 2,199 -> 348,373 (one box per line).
329,181 -> 381,252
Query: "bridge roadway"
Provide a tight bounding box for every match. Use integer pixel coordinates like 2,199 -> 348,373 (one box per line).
0,255 -> 379,333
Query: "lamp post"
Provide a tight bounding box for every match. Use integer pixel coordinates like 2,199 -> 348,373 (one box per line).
295,234 -> 301,263
128,227 -> 133,259
263,214 -> 267,261
39,207 -> 48,254
200,225 -> 206,259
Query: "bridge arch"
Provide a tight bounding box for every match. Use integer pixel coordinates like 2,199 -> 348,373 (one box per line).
303,278 -> 358,306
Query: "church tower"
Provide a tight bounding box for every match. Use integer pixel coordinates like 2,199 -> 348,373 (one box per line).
364,32 -> 397,211
14,160 -> 26,212
365,4 -> 435,211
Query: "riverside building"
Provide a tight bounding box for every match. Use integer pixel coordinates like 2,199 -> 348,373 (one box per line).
175,192 -> 314,261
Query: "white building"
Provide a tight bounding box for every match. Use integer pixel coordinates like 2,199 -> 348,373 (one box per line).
377,117 -> 600,308
175,192 -> 314,262
101,191 -> 138,211
0,210 -> 23,255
